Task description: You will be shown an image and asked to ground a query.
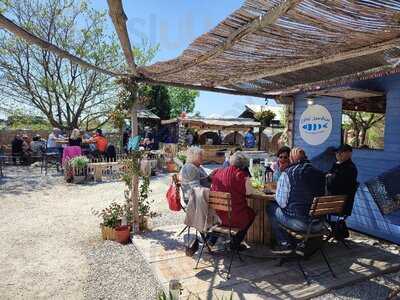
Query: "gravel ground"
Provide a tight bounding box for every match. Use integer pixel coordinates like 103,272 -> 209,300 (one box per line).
1,165 -> 400,300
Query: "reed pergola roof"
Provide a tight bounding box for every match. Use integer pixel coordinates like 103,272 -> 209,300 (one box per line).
2,0 -> 400,97
140,0 -> 400,97
162,117 -> 260,131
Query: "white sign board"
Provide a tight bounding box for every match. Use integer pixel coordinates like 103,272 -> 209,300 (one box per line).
299,104 -> 332,146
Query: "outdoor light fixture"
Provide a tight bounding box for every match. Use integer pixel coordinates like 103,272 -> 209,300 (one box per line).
305,96 -> 315,106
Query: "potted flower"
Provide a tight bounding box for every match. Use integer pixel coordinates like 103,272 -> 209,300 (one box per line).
254,110 -> 276,127
70,156 -> 89,184
93,202 -> 132,244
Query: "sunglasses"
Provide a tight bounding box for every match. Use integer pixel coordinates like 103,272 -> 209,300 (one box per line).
279,155 -> 289,159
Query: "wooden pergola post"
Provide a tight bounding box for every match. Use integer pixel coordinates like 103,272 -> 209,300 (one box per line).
130,85 -> 140,231
107,0 -> 141,232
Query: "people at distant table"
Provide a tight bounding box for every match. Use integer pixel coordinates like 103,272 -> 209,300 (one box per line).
68,128 -> 82,147
11,134 -> 23,165
87,129 -> 108,155
47,128 -> 64,154
30,134 -> 46,156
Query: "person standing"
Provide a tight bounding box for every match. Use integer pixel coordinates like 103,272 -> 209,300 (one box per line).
186,130 -> 194,146
192,131 -> 199,146
244,128 -> 256,148
11,134 -> 23,164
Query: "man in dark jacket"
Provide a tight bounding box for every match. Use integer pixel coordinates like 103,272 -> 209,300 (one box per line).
327,144 -> 358,216
267,147 -> 325,254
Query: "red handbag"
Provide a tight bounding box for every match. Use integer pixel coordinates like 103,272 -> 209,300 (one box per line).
166,183 -> 182,211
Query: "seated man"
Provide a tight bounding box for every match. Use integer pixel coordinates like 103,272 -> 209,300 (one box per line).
211,152 -> 256,250
267,147 -> 325,254
326,144 -> 358,216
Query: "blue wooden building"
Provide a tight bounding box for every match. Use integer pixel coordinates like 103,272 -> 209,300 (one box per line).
293,73 -> 400,244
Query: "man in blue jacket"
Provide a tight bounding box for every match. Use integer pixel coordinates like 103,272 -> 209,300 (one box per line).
267,147 -> 325,254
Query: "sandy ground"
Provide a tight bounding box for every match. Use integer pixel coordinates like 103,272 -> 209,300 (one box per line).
1,165 -> 400,299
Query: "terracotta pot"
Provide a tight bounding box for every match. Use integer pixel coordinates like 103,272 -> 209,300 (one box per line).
115,225 -> 131,244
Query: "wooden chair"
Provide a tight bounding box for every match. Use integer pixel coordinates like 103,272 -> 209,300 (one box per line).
279,195 -> 347,284
195,191 -> 241,279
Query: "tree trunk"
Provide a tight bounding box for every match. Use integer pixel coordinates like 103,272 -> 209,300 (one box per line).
360,127 -> 368,146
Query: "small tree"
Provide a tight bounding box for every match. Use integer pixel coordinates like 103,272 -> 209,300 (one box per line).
343,111 -> 385,147
168,87 -> 199,118
254,110 -> 276,126
0,0 -> 124,130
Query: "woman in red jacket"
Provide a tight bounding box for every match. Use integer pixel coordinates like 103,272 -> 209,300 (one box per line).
211,152 -> 256,250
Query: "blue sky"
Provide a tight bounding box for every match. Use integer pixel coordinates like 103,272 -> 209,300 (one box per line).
93,0 -> 268,118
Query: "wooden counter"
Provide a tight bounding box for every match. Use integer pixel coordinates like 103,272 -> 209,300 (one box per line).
245,193 -> 275,245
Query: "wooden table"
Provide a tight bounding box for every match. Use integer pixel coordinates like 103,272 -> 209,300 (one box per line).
245,193 -> 275,245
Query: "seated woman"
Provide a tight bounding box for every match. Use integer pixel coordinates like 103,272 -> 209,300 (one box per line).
69,129 -> 82,147
211,152 -> 256,250
271,146 -> 291,181
180,146 -> 211,204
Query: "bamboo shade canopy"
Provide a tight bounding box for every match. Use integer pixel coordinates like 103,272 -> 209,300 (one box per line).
141,0 -> 400,96
2,0 -> 400,97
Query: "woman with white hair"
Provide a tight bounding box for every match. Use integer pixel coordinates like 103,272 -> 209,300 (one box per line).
180,146 -> 211,204
210,151 -> 256,251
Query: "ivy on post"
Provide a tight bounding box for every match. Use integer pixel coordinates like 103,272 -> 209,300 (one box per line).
130,82 -> 140,233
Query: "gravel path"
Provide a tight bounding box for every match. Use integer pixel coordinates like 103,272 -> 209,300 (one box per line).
0,166 -> 165,299
1,165 -> 399,300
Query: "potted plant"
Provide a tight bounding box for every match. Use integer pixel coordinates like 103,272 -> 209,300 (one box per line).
254,110 -> 276,127
70,155 -> 89,184
93,202 -> 132,243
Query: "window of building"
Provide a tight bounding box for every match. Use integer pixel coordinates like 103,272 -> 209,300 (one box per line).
341,96 -> 386,150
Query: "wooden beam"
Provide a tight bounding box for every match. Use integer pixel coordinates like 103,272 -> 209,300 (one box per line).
151,0 -> 302,77
0,14 -> 127,77
219,37 -> 400,86
264,64 -> 400,96
107,0 -> 137,75
134,76 -> 268,98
